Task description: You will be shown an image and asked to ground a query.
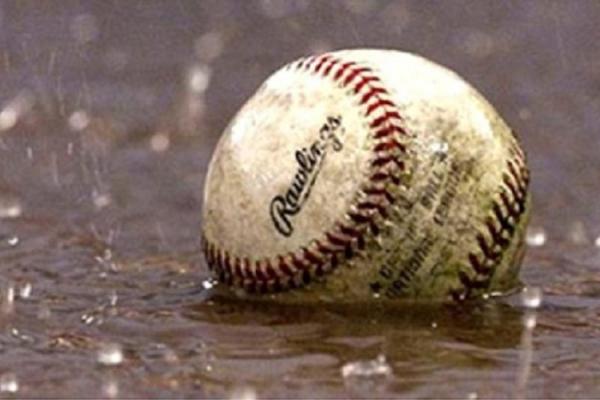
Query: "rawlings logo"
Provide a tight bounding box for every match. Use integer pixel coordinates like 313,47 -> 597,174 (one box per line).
270,115 -> 344,237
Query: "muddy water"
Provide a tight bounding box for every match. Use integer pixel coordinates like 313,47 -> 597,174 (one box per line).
0,1 -> 600,398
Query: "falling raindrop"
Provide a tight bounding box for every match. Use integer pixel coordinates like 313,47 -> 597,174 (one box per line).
0,372 -> 18,393
1,284 -> 15,314
68,110 -> 90,131
92,189 -> 112,209
0,106 -> 17,131
0,91 -> 34,131
108,290 -> 118,307
525,227 -> 546,247
7,236 -> 19,247
19,282 -> 32,299
188,64 -> 212,93
0,196 -> 21,219
523,312 -> 537,330
149,132 -> 170,152
341,354 -> 391,379
521,287 -> 543,309
97,343 -> 124,366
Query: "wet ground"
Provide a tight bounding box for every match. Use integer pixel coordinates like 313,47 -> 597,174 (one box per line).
1,1 -> 600,398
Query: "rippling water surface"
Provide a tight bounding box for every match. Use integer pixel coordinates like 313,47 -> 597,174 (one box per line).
1,1 -> 600,398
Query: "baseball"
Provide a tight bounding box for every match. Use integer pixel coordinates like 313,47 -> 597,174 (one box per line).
201,49 -> 531,302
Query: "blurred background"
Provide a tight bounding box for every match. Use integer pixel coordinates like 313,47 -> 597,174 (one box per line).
0,1 -> 599,398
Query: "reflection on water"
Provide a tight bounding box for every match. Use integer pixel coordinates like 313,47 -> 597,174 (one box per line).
0,0 -> 599,398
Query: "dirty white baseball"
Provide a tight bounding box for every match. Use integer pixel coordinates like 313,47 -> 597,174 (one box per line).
202,49 -> 530,302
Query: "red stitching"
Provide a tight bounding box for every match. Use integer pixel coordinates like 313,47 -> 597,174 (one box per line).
458,148 -> 530,300
203,53 -> 409,294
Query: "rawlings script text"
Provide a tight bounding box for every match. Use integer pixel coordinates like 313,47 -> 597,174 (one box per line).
270,116 -> 344,237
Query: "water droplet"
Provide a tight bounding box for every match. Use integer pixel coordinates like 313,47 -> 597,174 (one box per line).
188,64 -> 212,93
6,236 -> 18,247
229,386 -> 257,400
0,107 -> 17,130
81,313 -> 95,325
467,392 -> 478,400
1,284 -> 14,314
68,110 -> 90,131
523,312 -> 537,330
341,354 -> 391,379
0,372 -> 18,393
0,196 -> 22,219
19,282 -> 31,299
149,132 -> 170,152
97,343 -> 124,366
92,190 -> 112,209
431,322 -> 438,329
521,287 -> 543,309
201,278 -> 217,290
5,286 -> 14,304
0,92 -> 34,131
526,227 -> 546,247
108,290 -> 118,307
430,140 -> 448,157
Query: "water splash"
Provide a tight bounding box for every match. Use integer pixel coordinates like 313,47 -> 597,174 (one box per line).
97,343 -> 124,366
0,372 -> 18,393
521,287 -> 543,309
18,282 -> 32,299
6,236 -> 19,247
201,278 -> 217,290
525,227 -> 546,247
341,354 -> 391,379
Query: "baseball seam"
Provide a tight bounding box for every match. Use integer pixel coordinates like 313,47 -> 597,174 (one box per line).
452,141 -> 530,300
202,53 -> 408,293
